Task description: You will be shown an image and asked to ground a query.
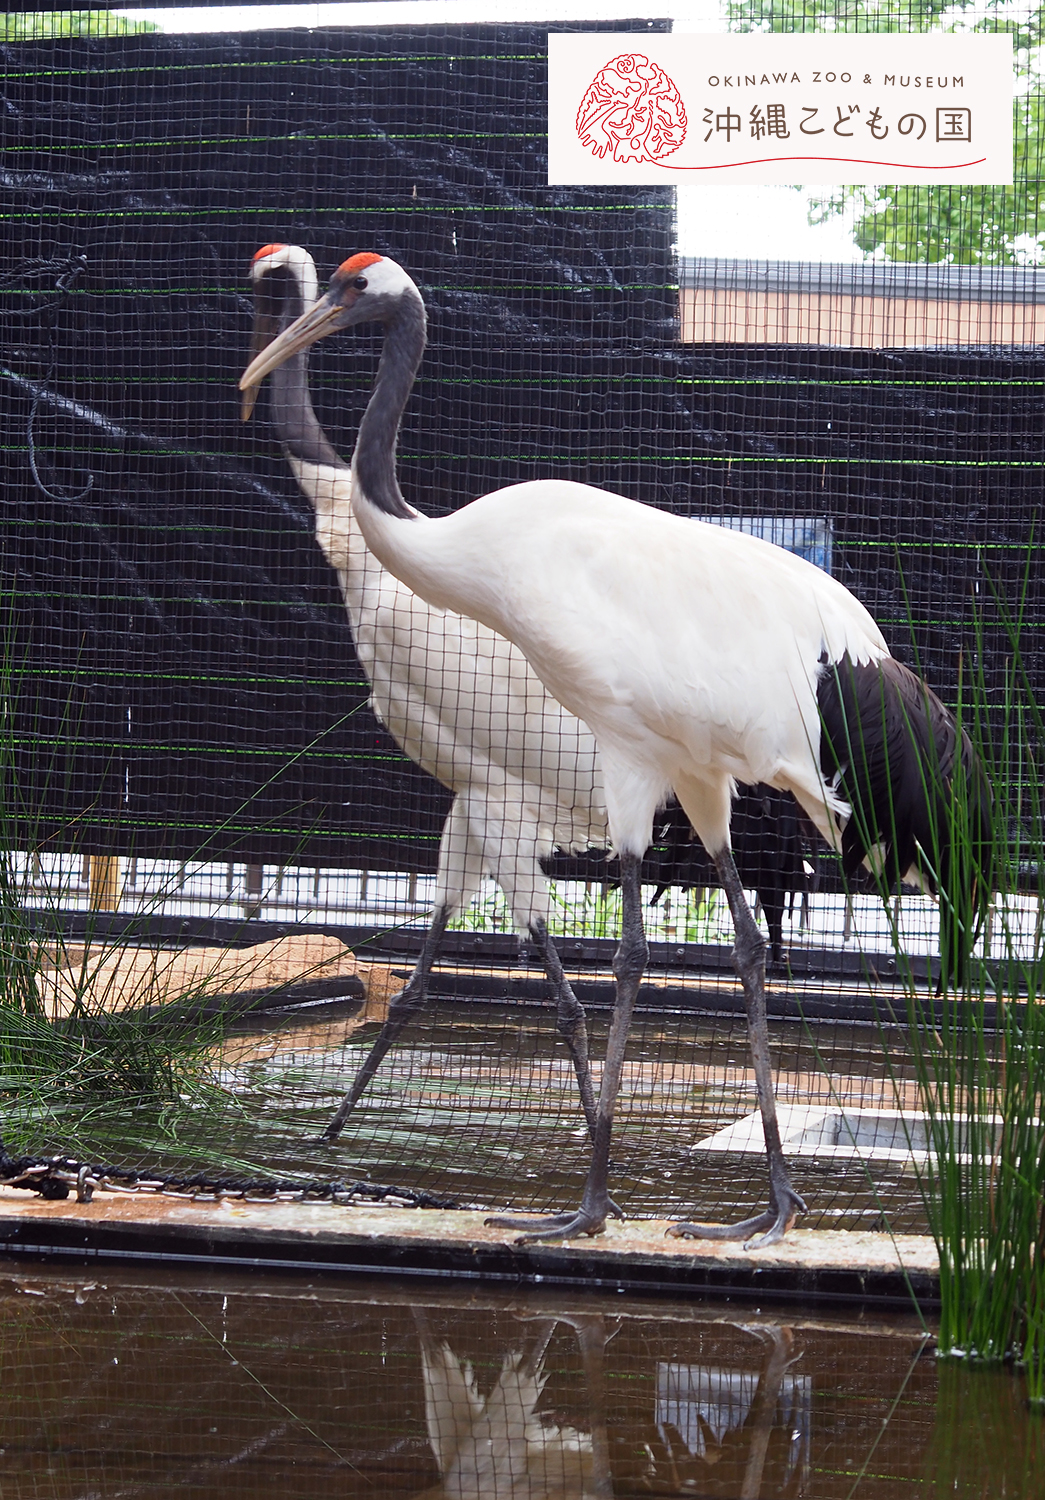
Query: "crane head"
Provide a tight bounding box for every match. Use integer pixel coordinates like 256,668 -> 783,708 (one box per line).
241,243 -> 319,421
238,252 -> 423,395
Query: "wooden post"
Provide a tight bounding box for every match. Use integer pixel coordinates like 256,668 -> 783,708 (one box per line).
87,855 -> 121,911
244,862 -> 264,918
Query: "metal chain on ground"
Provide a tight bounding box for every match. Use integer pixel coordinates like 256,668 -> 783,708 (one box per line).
0,1140 -> 457,1209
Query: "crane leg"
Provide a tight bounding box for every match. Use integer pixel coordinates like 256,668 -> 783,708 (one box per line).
760,881 -> 788,970
317,904 -> 451,1142
737,1326 -> 797,1500
528,916 -> 596,1129
528,917 -> 624,1221
668,849 -> 806,1248
486,851 -> 647,1241
577,1315 -> 614,1499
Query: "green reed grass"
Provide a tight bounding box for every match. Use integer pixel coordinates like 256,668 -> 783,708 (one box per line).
0,602 -> 224,1156
0,863 -> 234,1161
0,600 -> 374,1166
866,563 -> 1045,1407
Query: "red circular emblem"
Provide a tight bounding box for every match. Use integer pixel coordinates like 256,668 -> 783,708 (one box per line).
575,53 -> 687,164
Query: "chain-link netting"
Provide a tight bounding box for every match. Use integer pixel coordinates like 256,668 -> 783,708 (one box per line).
0,15 -> 1040,1235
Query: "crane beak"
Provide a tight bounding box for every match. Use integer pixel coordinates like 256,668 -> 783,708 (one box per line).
238,294 -> 347,395
241,383 -> 260,423
240,305 -> 284,422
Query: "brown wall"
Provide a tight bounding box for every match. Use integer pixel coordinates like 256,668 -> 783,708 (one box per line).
680,287 -> 1045,346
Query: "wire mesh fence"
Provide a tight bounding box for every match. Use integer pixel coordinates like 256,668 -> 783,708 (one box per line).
0,14 -> 1042,1234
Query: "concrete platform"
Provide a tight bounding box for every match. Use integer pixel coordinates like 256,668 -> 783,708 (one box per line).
0,1185 -> 939,1308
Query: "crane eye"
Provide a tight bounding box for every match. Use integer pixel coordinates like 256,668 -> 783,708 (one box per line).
352,276 -> 368,290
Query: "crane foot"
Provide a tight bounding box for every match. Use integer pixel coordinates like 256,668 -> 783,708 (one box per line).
485,1192 -> 624,1241
667,1187 -> 805,1251
497,1208 -> 605,1244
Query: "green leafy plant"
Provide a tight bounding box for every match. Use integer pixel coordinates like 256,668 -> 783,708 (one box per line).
448,878 -> 728,943
1,12 -> 157,41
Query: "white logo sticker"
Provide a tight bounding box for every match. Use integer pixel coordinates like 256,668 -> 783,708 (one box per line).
549,33 -> 1013,185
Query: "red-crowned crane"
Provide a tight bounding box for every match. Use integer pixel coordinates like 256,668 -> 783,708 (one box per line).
243,243 -> 608,1145
241,252 -> 993,1248
244,245 -> 802,1151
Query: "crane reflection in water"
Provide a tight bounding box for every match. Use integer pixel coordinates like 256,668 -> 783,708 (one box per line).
410,1312 -> 808,1498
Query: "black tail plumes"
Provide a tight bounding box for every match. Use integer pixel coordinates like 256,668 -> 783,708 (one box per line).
817,654 -> 994,992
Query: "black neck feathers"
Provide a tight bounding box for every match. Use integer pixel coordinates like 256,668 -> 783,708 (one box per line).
263,265 -> 345,472
352,292 -> 427,521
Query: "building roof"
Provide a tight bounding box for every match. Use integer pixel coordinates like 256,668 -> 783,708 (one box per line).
678,258 -> 1045,305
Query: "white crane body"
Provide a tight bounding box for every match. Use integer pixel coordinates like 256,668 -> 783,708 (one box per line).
297,456 -> 607,921
349,476 -> 887,860
243,245 -> 611,1144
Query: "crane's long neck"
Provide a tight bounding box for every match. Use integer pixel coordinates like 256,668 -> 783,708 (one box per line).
265,277 -> 379,625
351,295 -> 426,522
347,291 -> 493,621
268,303 -> 343,473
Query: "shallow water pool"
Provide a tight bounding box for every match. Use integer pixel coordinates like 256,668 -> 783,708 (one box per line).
0,1263 -> 1040,1498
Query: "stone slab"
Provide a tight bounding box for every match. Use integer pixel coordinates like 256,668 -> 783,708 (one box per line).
0,1185 -> 938,1308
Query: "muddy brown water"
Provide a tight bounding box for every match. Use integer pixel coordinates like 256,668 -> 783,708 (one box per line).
10,989 -> 1038,1495
0,1266 -> 1041,1498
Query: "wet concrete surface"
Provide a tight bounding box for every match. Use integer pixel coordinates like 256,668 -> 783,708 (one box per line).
201,1000 -> 932,1234
0,1186 -> 938,1304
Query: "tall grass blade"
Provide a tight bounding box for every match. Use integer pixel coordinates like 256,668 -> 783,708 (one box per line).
869,553 -> 1045,1407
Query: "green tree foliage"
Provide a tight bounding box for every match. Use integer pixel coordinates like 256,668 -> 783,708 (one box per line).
726,0 -> 1045,263
1,11 -> 157,40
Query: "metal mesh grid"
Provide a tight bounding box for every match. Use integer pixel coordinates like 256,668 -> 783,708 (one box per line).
0,17 -> 1040,1233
